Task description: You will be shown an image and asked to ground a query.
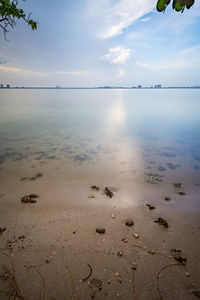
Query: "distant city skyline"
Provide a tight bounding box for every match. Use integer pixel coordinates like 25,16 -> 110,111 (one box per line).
0,0 -> 200,87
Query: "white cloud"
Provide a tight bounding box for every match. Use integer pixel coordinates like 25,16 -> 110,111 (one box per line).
136,59 -> 200,70
97,0 -> 155,39
0,65 -> 47,76
117,69 -> 125,77
103,47 -> 131,64
57,71 -> 89,75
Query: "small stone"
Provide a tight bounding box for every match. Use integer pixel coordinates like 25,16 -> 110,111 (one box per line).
185,272 -> 190,277
35,172 -> 43,178
117,251 -> 124,257
177,191 -> 186,196
0,227 -> 6,235
96,228 -> 105,234
146,204 -> 156,210
154,217 -> 168,228
88,194 -> 95,198
91,185 -> 99,191
117,277 -> 122,283
164,197 -> 171,201
173,182 -> 182,188
111,214 -> 115,218
125,219 -> 134,226
121,238 -> 128,243
192,289 -> 200,298
115,272 -> 119,277
131,263 -> 137,271
133,233 -> 139,239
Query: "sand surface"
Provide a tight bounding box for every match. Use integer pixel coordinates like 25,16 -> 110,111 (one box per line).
0,178 -> 200,300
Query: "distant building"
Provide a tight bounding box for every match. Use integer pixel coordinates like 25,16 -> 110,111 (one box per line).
154,84 -> 162,88
0,84 -> 3,88
56,85 -> 60,89
6,84 -> 10,88
137,85 -> 142,89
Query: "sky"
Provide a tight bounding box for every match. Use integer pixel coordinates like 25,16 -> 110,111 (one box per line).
0,0 -> 200,87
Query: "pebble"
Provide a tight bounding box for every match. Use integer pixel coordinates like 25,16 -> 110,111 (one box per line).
133,233 -> 139,239
96,228 -> 105,234
125,219 -> 134,226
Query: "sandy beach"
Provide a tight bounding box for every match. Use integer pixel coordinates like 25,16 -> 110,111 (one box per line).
0,176 -> 200,300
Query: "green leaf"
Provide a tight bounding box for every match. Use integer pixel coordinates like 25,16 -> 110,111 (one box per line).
186,0 -> 194,9
156,0 -> 166,11
164,0 -> 171,4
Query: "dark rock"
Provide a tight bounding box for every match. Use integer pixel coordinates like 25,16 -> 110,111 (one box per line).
177,191 -> 186,196
173,182 -> 182,188
192,289 -> 200,298
146,203 -> 156,210
0,227 -> 6,235
173,255 -> 187,265
125,219 -> 134,226
20,177 -> 29,181
91,185 -> 99,191
164,197 -> 171,201
104,187 -> 113,198
35,172 -> 43,178
154,218 -> 168,228
96,228 -> 105,234
21,193 -> 39,203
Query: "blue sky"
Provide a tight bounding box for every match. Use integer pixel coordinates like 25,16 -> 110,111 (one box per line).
0,0 -> 200,87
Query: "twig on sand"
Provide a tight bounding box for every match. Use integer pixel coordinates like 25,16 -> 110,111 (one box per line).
65,265 -> 75,300
156,262 -> 181,300
0,253 -> 24,299
27,264 -> 46,300
132,269 -> 137,300
82,264 -> 93,282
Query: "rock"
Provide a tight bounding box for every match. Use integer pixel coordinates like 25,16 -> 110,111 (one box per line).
121,238 -> 128,243
104,187 -> 113,198
91,185 -> 99,191
89,278 -> 103,290
146,203 -> 156,210
111,214 -> 115,218
133,233 -> 139,239
131,263 -> 137,271
28,193 -> 39,198
154,217 -> 168,228
164,197 -> 171,201
21,193 -> 39,203
0,227 -> 6,235
88,194 -> 95,198
117,251 -> 124,257
173,255 -> 187,265
192,289 -> 200,298
177,191 -> 186,196
96,228 -> 105,234
125,219 -> 134,226
173,182 -> 182,188
35,172 -> 43,178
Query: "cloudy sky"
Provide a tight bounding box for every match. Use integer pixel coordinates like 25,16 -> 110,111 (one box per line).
0,0 -> 200,87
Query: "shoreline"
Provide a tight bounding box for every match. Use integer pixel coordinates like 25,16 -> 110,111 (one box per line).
0,180 -> 200,299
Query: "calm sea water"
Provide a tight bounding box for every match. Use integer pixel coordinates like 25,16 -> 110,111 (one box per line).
0,89 -> 200,185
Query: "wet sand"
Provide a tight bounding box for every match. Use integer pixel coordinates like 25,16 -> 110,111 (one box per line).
0,178 -> 200,300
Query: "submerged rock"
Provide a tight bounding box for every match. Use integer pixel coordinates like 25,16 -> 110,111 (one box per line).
146,203 -> 156,210
154,217 -> 168,228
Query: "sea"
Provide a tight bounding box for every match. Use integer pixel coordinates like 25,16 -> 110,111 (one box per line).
0,88 -> 200,204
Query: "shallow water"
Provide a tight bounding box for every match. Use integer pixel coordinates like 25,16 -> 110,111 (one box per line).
0,89 -> 200,187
